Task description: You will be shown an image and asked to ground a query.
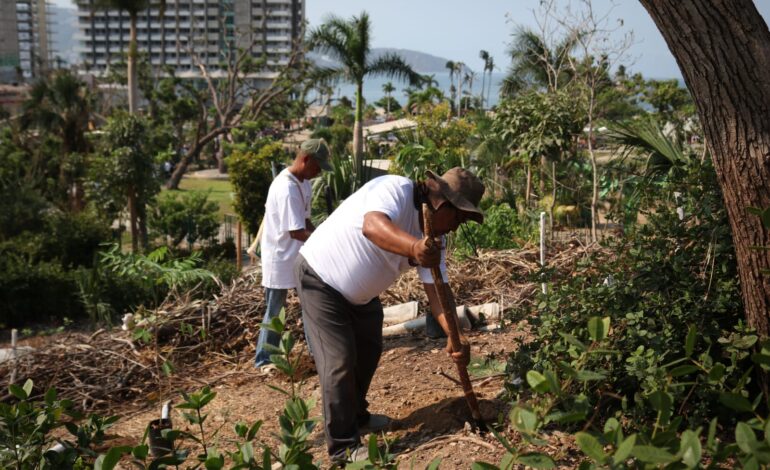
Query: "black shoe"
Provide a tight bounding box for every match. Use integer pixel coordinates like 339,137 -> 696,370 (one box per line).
359,414 -> 392,434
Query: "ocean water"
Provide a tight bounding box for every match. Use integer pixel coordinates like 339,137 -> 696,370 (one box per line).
317,72 -> 685,110
319,71 -> 507,108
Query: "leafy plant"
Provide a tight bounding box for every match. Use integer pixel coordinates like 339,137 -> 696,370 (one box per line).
261,307 -> 319,468
150,190 -> 220,248
227,141 -> 282,235
0,380 -> 121,469
451,203 -> 534,258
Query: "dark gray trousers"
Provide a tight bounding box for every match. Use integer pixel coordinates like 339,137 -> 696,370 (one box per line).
294,254 -> 384,458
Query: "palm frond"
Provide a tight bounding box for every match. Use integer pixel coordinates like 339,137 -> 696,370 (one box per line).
366,53 -> 422,87
608,119 -> 688,176
308,65 -> 344,88
308,17 -> 354,62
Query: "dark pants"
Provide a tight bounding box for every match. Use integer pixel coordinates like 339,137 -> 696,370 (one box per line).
294,254 -> 383,458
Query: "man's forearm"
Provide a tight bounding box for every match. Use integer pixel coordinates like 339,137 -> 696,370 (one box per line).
289,228 -> 312,242
362,212 -> 418,258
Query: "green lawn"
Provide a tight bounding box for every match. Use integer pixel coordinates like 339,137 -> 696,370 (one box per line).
161,177 -> 235,219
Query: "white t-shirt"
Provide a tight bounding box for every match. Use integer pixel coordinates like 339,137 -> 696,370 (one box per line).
300,175 -> 446,305
260,168 -> 312,289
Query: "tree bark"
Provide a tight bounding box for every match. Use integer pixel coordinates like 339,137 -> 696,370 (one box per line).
480,70 -> 487,110
525,162 -> 532,209
128,187 -> 139,253
639,0 -> 770,335
550,160 -> 557,239
128,13 -> 138,114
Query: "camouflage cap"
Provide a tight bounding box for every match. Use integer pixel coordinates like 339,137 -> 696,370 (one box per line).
300,138 -> 332,171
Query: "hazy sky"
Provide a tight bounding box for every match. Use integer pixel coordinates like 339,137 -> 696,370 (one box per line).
53,0 -> 770,80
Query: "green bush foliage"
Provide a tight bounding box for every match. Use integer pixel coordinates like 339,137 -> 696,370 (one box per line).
227,141 -> 282,235
507,158 -> 743,426
0,312 -> 320,470
312,123 -> 352,158
0,253 -> 81,327
37,210 -> 112,268
0,208 -> 113,326
150,191 -> 220,248
451,203 -> 534,258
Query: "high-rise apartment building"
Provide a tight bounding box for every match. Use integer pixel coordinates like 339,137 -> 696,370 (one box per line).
0,0 -> 52,83
76,0 -> 303,80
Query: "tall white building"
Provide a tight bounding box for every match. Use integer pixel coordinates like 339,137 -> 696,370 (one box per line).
1,0 -> 53,83
75,0 -> 303,78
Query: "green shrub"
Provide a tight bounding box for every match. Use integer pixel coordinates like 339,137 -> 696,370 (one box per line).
150,191 -> 220,248
38,209 -> 112,267
227,141 -> 283,234
312,123 -> 351,158
0,250 -> 82,327
508,158 -> 743,425
451,203 -> 534,258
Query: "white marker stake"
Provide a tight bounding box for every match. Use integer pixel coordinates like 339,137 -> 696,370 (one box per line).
540,212 -> 547,295
10,329 -> 17,384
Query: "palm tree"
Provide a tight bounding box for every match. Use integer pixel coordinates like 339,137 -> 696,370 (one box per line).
21,70 -> 92,211
445,60 -> 457,115
406,86 -> 445,115
501,26 -> 580,97
463,70 -> 477,112
455,62 -> 465,115
382,81 -> 395,115
479,50 -> 489,108
485,55 -> 495,107
309,12 -> 421,182
94,0 -> 149,114
421,74 -> 439,89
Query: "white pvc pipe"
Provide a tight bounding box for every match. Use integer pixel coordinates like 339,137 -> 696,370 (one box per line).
540,212 -> 547,295
10,329 -> 17,384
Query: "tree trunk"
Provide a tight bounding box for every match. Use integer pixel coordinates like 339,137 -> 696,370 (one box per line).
159,0 -> 166,67
525,162 -> 532,209
457,70 -> 463,116
549,160 -> 556,239
167,127 -> 229,189
167,148 -> 193,189
128,13 -> 138,114
480,71 -> 487,110
128,187 -> 139,253
588,129 -> 598,243
486,71 -> 492,109
216,134 -> 226,173
138,200 -> 148,251
352,81 -> 364,185
639,0 -> 770,335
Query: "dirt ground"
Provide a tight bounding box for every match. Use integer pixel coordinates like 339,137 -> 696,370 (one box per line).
104,320 -> 541,469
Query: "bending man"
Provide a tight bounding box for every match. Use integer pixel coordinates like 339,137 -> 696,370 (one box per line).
294,167 -> 485,461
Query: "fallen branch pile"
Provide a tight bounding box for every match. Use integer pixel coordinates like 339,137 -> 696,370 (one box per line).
0,242 -> 599,412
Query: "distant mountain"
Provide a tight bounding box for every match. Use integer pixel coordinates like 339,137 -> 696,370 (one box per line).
50,6 -> 79,67
309,47 -> 451,73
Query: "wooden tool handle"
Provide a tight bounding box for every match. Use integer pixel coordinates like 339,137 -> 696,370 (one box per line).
422,203 -> 482,422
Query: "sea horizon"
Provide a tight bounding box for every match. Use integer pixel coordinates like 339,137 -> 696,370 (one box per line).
319,72 -> 684,110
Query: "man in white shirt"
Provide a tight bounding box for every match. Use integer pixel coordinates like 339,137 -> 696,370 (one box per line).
294,167 -> 485,462
254,138 -> 331,368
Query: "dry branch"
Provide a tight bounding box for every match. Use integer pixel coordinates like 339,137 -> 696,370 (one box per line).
0,243 -> 599,412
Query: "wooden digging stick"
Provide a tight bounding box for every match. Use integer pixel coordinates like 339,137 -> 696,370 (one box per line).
422,203 -> 484,427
